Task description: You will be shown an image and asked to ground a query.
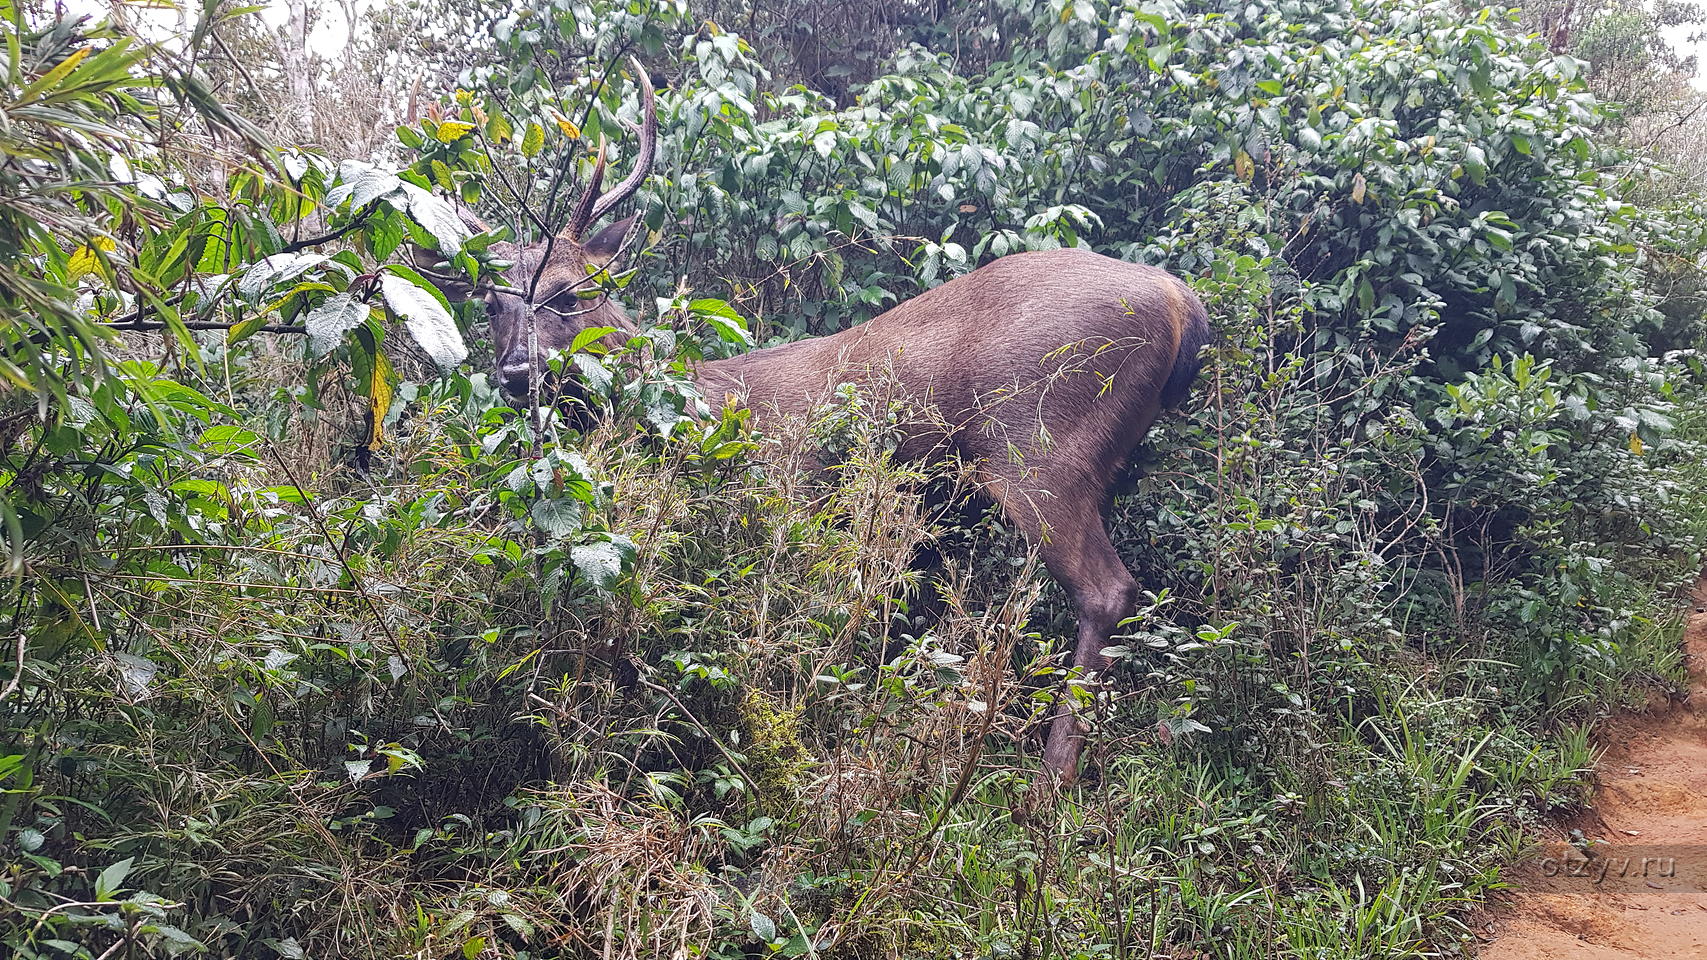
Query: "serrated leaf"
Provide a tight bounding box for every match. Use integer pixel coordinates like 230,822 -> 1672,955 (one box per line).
571,539 -> 627,589
530,499 -> 582,540
329,160 -> 402,209
306,294 -> 370,357
380,272 -> 467,371
398,182 -> 472,254
573,354 -> 612,392
237,253 -> 327,301
750,910 -> 777,943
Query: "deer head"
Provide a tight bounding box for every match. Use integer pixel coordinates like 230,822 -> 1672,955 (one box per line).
426,56 -> 658,398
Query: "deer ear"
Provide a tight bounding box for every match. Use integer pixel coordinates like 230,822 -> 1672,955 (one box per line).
583,215 -> 637,268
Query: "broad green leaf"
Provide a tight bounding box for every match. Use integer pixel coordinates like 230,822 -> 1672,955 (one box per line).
530,498 -> 582,540
328,160 -> 403,209
237,253 -> 327,301
571,539 -> 627,589
379,271 -> 467,371
95,857 -> 134,901
306,294 -> 370,357
569,325 -> 619,355
398,182 -> 472,253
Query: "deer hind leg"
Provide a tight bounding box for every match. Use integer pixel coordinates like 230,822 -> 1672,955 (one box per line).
986,474 -> 1138,781
1041,512 -> 1138,780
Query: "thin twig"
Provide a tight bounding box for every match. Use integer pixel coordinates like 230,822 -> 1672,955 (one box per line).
101,319 -> 306,334
0,633 -> 23,705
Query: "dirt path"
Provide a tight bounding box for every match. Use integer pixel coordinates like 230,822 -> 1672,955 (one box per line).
1479,586 -> 1707,959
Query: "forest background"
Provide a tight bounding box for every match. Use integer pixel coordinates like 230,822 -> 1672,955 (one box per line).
5,0 -> 1707,957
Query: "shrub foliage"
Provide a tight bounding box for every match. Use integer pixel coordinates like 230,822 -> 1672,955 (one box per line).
3,0 -> 1706,957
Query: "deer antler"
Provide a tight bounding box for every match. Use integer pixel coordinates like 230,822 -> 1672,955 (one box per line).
563,135 -> 607,242
563,54 -> 657,241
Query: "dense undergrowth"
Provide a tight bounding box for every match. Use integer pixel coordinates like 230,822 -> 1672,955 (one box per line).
5,0 -> 1707,957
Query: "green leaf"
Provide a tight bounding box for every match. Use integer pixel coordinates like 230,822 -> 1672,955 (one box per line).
750,910 -> 777,943
571,539 -> 628,589
198,425 -> 260,456
530,498 -> 582,540
1463,144 -> 1487,184
690,298 -> 752,346
399,182 -> 472,253
306,294 -> 371,357
237,253 -> 327,301
95,857 -> 134,901
329,160 -> 402,209
380,270 -> 467,371
569,325 -> 619,355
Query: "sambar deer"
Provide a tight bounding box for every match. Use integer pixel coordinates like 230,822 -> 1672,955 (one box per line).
426,59 -> 1212,780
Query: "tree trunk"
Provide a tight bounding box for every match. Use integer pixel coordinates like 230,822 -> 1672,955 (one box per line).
282,0 -> 314,142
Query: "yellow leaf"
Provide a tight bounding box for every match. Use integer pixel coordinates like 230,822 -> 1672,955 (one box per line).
547,107 -> 580,139
367,351 -> 396,451
1351,173 -> 1367,204
1234,150 -> 1253,182
434,120 -> 475,143
522,122 -> 544,158
226,313 -> 269,346
20,46 -> 90,102
67,235 -> 116,281
1629,432 -> 1644,456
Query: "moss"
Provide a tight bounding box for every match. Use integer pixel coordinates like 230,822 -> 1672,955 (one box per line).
738,690 -> 816,804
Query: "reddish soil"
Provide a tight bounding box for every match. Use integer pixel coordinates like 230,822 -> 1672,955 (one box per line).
1478,585 -> 1707,959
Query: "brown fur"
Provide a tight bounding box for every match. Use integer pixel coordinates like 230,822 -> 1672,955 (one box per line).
424,64 -> 1212,780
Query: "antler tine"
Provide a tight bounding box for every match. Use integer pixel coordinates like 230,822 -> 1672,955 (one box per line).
563,135 -> 608,242
586,54 -> 658,227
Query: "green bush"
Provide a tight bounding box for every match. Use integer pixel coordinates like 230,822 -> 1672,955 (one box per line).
4,0 -> 1707,957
